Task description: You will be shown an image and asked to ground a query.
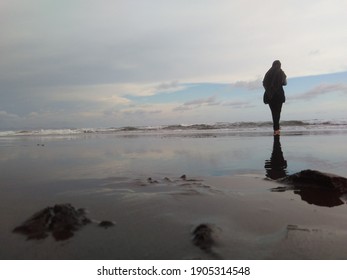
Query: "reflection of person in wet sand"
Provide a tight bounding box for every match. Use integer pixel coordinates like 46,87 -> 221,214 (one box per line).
265,135 -> 287,179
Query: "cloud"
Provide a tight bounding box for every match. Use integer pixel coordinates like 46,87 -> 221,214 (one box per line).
0,110 -> 20,119
135,81 -> 188,97
98,95 -> 131,105
173,96 -> 221,112
0,110 -> 76,130
97,81 -> 188,98
222,101 -> 253,108
122,109 -> 162,117
231,79 -> 263,90
153,81 -> 184,94
0,111 -> 21,128
44,84 -> 132,104
184,96 -> 220,106
291,83 -> 347,100
104,104 -> 163,118
110,108 -> 164,126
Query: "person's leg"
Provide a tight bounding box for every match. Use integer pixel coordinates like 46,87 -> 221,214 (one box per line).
269,102 -> 282,132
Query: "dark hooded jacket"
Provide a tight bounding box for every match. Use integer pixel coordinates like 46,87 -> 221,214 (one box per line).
263,61 -> 287,104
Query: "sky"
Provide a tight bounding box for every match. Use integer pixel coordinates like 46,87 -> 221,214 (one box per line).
1,0 -> 347,130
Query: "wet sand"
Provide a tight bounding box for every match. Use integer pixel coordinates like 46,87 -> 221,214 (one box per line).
1,131 -> 347,259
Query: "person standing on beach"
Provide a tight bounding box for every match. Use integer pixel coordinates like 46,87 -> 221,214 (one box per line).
263,60 -> 287,135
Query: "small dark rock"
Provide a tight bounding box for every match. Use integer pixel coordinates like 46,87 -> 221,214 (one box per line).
13,203 -> 91,241
180,174 -> 200,182
192,224 -> 214,251
280,169 -> 347,193
294,188 -> 344,207
147,177 -> 159,184
275,170 -> 347,207
98,221 -> 115,229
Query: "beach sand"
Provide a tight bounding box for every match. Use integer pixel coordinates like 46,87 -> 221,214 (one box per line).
1,131 -> 347,259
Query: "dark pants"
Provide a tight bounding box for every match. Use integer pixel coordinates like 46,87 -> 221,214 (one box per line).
269,102 -> 283,131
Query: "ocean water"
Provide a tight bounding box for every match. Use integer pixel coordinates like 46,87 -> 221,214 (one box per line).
1,120 -> 347,188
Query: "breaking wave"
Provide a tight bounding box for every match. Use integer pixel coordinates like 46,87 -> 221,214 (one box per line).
1,120 -> 347,137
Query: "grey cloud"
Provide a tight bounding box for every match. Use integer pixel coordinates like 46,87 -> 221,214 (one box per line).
184,96 -> 220,106
172,106 -> 192,113
222,101 -> 252,108
172,105 -> 191,112
135,81 -> 188,97
291,83 -> 347,100
173,97 -> 254,112
155,81 -> 180,91
231,79 -> 263,90
122,109 -> 162,117
0,110 -> 20,121
173,96 -> 220,112
115,109 -> 163,125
